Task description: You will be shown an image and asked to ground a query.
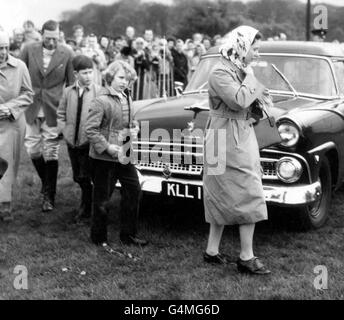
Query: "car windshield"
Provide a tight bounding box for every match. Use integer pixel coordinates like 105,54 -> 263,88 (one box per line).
184,55 -> 337,97
185,56 -> 218,92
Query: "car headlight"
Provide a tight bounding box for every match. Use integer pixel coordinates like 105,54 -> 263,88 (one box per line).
278,122 -> 300,147
276,157 -> 303,183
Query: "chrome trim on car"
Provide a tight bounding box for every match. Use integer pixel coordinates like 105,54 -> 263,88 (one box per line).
136,149 -> 204,157
132,141 -> 203,148
260,157 -> 278,180
261,149 -> 312,184
118,173 -> 321,206
307,141 -> 336,154
134,140 -> 309,182
276,157 -> 303,183
268,90 -> 336,100
263,181 -> 321,205
277,116 -> 303,136
136,161 -> 203,176
135,158 -> 279,180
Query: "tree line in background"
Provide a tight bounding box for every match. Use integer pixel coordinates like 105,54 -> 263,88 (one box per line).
59,0 -> 344,42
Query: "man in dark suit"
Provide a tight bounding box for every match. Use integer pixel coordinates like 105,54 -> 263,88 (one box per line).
21,20 -> 75,212
171,39 -> 189,88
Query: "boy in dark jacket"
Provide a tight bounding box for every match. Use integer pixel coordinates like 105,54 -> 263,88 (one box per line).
57,55 -> 101,222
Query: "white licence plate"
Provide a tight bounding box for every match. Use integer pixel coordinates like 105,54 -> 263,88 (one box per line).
161,181 -> 203,200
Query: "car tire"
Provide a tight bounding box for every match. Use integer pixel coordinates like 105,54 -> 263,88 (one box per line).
296,157 -> 332,230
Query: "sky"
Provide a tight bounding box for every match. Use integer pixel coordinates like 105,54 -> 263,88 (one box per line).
1,0 -> 344,34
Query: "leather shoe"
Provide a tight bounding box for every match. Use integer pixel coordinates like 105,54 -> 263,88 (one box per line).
120,235 -> 148,247
237,257 -> 271,275
203,252 -> 229,265
42,198 -> 54,212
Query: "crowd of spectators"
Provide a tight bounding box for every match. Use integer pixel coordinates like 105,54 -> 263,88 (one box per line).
3,21 -> 227,100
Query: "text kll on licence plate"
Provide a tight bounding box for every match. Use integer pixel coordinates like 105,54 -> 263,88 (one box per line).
162,181 -> 203,200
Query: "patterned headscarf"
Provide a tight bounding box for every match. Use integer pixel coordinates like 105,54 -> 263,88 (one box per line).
219,25 -> 259,70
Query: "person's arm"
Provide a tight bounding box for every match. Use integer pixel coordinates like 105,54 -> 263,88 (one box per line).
209,68 -> 265,111
65,51 -> 75,87
86,98 -> 109,154
129,96 -> 140,137
0,62 -> 34,120
85,98 -> 120,157
56,89 -> 68,133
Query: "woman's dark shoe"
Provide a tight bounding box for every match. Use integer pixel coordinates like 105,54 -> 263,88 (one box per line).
120,235 -> 148,247
203,252 -> 229,265
237,257 -> 271,275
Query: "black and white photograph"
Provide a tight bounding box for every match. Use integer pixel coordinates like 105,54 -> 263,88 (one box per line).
0,0 -> 343,303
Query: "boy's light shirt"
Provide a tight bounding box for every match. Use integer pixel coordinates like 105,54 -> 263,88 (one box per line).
75,80 -> 90,97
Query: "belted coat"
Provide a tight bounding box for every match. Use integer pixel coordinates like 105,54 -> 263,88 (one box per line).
203,56 -> 268,225
0,55 -> 34,203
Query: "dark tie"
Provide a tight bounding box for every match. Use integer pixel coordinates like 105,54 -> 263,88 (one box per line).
74,89 -> 84,146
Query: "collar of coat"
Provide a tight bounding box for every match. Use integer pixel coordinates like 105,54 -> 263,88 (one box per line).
72,81 -> 91,92
102,86 -> 130,100
220,56 -> 246,82
1,54 -> 18,68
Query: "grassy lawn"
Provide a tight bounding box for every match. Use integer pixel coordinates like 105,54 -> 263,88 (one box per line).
0,142 -> 343,300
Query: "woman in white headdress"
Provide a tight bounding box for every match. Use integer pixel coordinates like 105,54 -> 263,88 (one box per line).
202,26 -> 271,275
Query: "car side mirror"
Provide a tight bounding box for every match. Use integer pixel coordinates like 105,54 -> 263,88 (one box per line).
174,81 -> 184,97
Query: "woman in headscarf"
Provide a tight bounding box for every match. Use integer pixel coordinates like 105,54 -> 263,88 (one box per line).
203,26 -> 271,275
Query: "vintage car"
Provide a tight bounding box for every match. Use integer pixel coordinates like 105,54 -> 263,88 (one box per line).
131,41 -> 344,229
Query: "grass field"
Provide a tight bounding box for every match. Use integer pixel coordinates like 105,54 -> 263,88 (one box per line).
0,142 -> 343,300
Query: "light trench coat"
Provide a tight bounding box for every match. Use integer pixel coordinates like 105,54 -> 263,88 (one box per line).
203,56 -> 268,225
0,55 -> 34,204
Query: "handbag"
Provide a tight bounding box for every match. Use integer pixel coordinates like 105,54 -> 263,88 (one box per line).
253,109 -> 282,150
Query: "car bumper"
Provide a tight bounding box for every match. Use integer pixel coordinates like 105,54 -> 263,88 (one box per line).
118,172 -> 322,206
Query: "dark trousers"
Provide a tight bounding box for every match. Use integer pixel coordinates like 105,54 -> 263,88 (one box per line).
67,145 -> 92,185
67,145 -> 93,210
90,158 -> 141,244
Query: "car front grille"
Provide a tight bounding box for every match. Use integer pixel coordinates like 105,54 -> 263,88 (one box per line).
133,140 -> 278,180
136,161 -> 203,176
132,139 -> 203,165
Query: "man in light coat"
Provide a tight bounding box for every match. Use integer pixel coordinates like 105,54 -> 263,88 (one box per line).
0,31 -> 34,221
20,20 -> 74,212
